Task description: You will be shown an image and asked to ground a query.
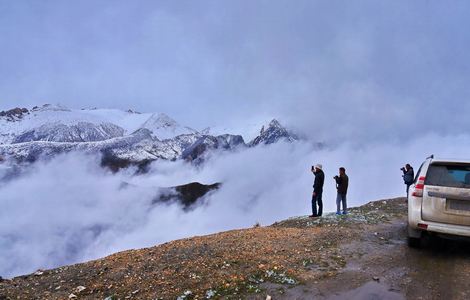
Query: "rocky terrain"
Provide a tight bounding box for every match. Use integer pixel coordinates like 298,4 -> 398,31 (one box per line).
2,197 -> 469,299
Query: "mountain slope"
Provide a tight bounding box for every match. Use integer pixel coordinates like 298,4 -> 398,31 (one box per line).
12,122 -> 125,143
0,198 -> 418,300
0,105 -> 149,144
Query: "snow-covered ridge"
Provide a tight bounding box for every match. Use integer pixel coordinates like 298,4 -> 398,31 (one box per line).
12,122 -> 125,143
0,104 -> 299,166
0,104 -> 196,143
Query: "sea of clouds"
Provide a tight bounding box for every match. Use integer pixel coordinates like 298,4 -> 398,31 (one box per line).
2,134 -> 470,277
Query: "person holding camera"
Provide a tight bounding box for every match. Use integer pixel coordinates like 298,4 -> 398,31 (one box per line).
401,164 -> 414,195
310,164 -> 325,217
334,167 -> 349,215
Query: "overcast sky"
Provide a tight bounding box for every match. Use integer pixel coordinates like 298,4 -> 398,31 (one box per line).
1,1 -> 470,142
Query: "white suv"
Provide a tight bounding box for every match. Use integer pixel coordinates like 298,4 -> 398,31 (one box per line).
408,155 -> 470,247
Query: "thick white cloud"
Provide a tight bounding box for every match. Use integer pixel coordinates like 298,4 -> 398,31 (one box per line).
2,133 -> 470,278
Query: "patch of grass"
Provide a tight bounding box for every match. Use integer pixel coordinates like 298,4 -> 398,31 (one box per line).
209,277 -> 264,298
210,269 -> 299,298
301,258 -> 315,267
264,269 -> 297,285
330,255 -> 346,268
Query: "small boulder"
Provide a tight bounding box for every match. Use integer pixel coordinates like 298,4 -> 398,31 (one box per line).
74,286 -> 86,293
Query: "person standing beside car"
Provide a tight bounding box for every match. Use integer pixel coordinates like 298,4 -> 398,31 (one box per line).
334,167 -> 349,215
310,164 -> 325,217
401,164 -> 414,195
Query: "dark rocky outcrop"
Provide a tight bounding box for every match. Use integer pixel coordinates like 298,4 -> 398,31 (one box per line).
182,134 -> 246,164
155,182 -> 221,210
0,107 -> 29,121
100,152 -> 155,174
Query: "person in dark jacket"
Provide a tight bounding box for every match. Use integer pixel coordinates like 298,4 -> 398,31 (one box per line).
401,164 -> 414,195
310,164 -> 325,217
334,167 -> 349,215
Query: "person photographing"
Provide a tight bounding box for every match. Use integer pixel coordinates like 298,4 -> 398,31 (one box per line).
401,164 -> 414,195
310,164 -> 324,217
334,167 -> 349,215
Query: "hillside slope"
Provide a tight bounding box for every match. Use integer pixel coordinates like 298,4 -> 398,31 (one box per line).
2,198 -> 469,299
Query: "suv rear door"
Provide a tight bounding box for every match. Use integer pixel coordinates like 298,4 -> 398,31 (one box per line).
422,162 -> 470,226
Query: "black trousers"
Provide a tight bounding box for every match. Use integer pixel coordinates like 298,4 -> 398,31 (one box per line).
312,192 -> 323,216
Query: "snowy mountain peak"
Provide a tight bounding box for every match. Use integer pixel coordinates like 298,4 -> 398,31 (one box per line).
268,119 -> 282,129
249,119 -> 298,146
151,113 -> 178,129
140,113 -> 197,140
257,120 -> 282,136
140,113 -> 178,132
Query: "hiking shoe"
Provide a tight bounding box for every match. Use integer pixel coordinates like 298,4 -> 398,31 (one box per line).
342,211 -> 348,215
309,214 -> 318,218
335,212 -> 341,215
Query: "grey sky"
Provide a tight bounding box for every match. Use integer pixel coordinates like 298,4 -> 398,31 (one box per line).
1,1 -> 470,142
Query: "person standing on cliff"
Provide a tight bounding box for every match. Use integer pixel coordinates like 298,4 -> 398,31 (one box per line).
334,167 -> 349,215
310,164 -> 325,217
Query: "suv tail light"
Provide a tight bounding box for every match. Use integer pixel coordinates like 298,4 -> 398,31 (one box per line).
412,176 -> 426,197
417,223 -> 428,230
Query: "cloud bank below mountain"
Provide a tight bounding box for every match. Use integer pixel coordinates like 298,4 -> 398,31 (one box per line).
2,133 -> 470,277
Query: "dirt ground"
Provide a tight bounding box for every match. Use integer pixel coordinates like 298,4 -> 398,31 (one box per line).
266,214 -> 470,300
1,197 -> 470,299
